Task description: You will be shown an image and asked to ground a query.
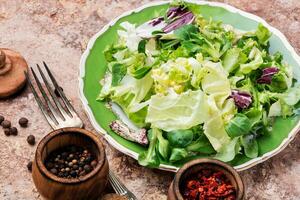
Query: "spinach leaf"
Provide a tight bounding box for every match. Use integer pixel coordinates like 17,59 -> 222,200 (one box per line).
186,134 -> 216,154
159,40 -> 180,49
245,108 -> 262,127
138,129 -> 159,167
111,63 -> 127,86
169,148 -> 188,162
167,129 -> 194,148
225,113 -> 252,137
241,134 -> 258,158
132,66 -> 152,79
268,71 -> 289,93
174,24 -> 199,40
138,39 -> 147,54
181,41 -> 201,53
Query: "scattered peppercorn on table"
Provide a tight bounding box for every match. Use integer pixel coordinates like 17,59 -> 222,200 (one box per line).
0,0 -> 299,199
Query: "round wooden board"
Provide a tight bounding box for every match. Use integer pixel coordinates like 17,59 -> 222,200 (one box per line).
0,48 -> 28,98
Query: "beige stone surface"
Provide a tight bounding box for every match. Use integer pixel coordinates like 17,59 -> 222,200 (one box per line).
0,0 -> 299,199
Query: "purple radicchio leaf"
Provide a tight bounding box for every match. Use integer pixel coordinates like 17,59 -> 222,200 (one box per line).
136,6 -> 195,37
166,6 -> 189,19
257,67 -> 279,84
162,11 -> 195,33
148,17 -> 164,26
230,90 -> 252,109
136,17 -> 167,38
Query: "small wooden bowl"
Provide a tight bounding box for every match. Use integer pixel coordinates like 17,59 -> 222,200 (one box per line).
168,159 -> 244,200
32,128 -> 109,200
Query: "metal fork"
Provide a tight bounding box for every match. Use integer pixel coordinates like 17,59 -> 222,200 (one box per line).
109,169 -> 138,200
26,62 -> 137,200
25,61 -> 83,129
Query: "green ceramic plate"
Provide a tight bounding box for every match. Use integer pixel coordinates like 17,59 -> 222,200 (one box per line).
79,0 -> 300,171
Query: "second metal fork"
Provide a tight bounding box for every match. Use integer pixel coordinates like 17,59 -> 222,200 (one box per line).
109,169 -> 138,200
26,62 -> 137,200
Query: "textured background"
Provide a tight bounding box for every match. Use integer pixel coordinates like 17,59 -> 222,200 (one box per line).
0,0 -> 299,199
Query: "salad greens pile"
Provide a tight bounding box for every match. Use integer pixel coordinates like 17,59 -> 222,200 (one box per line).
98,1 -> 300,167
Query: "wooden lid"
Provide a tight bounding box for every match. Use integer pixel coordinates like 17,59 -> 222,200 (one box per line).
0,48 -> 28,98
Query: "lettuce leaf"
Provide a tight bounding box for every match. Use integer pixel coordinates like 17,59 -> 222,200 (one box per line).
146,90 -> 209,131
204,114 -> 231,151
100,74 -> 153,127
255,23 -> 271,46
117,22 -> 142,52
268,100 -> 281,117
239,47 -> 263,74
201,61 -> 230,95
214,137 -> 240,162
151,57 -> 196,94
138,128 -> 159,167
201,61 -> 231,109
222,48 -> 248,73
277,85 -> 300,106
241,134 -> 258,158
156,129 -> 170,160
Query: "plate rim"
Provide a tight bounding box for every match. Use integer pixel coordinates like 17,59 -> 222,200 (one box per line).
79,0 -> 300,172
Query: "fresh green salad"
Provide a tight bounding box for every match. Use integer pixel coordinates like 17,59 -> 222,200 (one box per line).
98,2 -> 300,167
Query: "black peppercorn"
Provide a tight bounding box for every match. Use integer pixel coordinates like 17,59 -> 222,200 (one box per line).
27,135 -> 35,145
27,161 -> 32,172
44,145 -> 97,179
72,159 -> 77,164
70,170 -> 77,177
10,127 -> 18,136
4,128 -> 10,136
0,115 -> 4,124
72,164 -> 79,170
1,120 -> 11,128
83,164 -> 92,173
85,156 -> 92,163
19,117 -> 29,127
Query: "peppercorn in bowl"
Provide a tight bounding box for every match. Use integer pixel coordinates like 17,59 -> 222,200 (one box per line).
32,127 -> 109,200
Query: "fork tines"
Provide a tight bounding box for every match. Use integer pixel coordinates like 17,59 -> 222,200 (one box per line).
25,62 -> 81,129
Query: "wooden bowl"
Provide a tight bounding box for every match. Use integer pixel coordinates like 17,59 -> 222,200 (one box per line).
32,127 -> 109,200
168,158 -> 245,200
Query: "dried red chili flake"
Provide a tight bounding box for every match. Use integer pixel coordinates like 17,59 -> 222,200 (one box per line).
182,168 -> 236,200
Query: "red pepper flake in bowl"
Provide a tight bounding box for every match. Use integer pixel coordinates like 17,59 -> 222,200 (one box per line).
182,168 -> 236,200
